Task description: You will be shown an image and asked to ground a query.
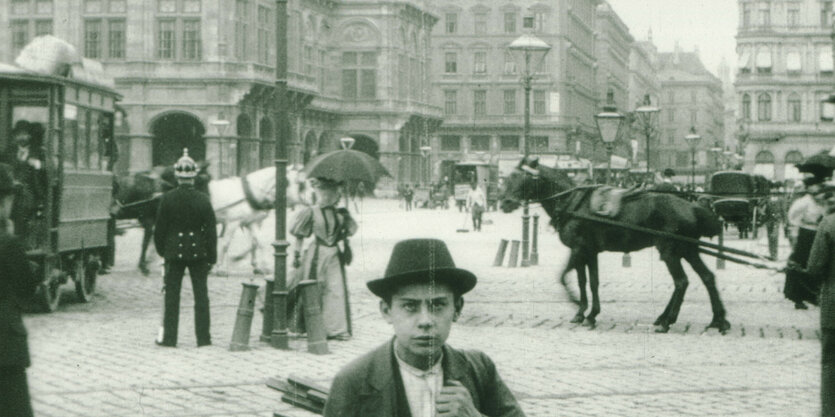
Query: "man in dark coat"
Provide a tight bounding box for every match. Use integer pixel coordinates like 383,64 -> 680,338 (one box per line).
808,184 -> 835,416
0,163 -> 39,416
324,239 -> 524,417
154,149 -> 217,347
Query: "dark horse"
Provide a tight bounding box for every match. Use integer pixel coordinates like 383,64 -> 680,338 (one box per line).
500,157 -> 731,334
112,163 -> 209,275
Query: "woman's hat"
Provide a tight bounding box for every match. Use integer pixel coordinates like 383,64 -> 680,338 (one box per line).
367,239 -> 477,299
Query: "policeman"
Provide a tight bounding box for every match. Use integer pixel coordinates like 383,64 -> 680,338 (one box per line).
154,149 -> 217,347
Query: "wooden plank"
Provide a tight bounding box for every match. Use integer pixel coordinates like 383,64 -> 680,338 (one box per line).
281,394 -> 324,415
288,375 -> 330,396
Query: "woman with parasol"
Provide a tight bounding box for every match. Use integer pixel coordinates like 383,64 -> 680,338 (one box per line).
287,137 -> 390,340
288,177 -> 357,340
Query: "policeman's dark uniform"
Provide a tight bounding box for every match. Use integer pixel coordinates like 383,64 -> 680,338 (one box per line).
154,150 -> 217,347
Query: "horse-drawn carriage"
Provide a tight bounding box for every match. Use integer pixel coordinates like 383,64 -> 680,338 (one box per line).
707,171 -> 772,238
0,36 -> 120,311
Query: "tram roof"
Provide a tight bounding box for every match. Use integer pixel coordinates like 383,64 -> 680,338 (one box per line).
0,35 -> 119,98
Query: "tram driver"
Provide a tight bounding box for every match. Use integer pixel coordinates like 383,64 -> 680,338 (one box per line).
5,120 -> 46,238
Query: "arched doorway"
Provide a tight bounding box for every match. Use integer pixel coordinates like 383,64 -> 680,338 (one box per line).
784,150 -> 804,182
753,150 -> 775,179
237,114 -> 257,174
237,114 -> 252,137
349,134 -> 379,159
151,112 -> 206,167
303,131 -> 318,164
259,117 -> 274,168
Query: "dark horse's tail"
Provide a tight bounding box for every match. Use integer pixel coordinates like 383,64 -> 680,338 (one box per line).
694,204 -> 722,238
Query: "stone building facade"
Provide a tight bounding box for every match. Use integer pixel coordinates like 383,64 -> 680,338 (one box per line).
734,0 -> 835,181
627,35 -> 663,170
426,0 -> 602,178
657,47 -> 725,185
1,0 -> 441,189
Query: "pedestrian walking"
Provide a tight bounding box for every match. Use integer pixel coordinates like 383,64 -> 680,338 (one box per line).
0,163 -> 39,417
4,121 -> 45,242
288,177 -> 357,341
786,177 -> 826,309
404,185 -> 414,211
805,184 -> 835,417
154,149 -> 217,348
323,238 -> 525,417
466,182 -> 486,232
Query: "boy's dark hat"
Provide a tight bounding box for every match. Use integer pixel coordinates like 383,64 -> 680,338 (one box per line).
367,239 -> 477,298
804,176 -> 824,187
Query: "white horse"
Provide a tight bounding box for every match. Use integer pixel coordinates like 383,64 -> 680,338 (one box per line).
209,166 -> 310,275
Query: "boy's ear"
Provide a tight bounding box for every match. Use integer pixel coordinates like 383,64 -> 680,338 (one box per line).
380,299 -> 393,324
453,297 -> 464,321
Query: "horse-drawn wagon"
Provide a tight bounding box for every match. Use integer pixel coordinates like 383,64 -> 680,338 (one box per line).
0,36 -> 120,311
707,171 -> 772,238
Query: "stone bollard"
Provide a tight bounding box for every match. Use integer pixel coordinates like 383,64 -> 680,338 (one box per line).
230,282 -> 259,351
260,279 -> 275,342
493,239 -> 509,267
530,214 -> 539,266
508,240 -> 520,268
298,280 -> 329,355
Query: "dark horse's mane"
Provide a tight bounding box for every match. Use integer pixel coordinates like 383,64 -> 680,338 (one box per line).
501,157 -> 729,334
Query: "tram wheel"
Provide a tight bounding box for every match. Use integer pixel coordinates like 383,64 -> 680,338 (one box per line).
74,256 -> 98,302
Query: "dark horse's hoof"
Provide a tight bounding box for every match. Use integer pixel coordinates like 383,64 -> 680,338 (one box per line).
139,265 -> 150,276
654,324 -> 670,333
570,314 -> 584,324
705,319 -> 731,335
583,318 -> 596,329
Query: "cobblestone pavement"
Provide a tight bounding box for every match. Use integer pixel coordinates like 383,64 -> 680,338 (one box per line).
24,199 -> 821,416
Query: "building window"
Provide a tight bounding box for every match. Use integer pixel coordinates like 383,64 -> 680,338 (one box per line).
182,19 -> 201,60
398,55 -> 408,99
667,129 -> 676,145
504,12 -> 516,33
504,50 -> 517,74
85,19 -> 103,58
756,49 -> 772,74
690,109 -> 698,124
470,136 -> 490,152
823,1 -> 833,28
12,0 -> 29,14
441,135 -> 461,151
11,20 -> 28,54
742,94 -> 751,120
473,90 -> 487,115
107,19 -> 125,58
667,108 -> 675,123
235,0 -> 249,60
157,19 -> 176,59
503,89 -> 516,114
788,94 -> 802,122
444,90 -> 457,115
757,93 -> 772,121
820,49 -> 834,75
342,52 -> 376,99
109,0 -> 126,12
788,9 -> 799,28
534,12 -> 546,31
786,50 -> 802,73
445,13 -> 457,34
474,12 -> 487,35
444,52 -> 457,73
758,7 -> 770,27
35,19 -> 52,36
303,46 -> 313,76
533,90 -> 546,115
742,4 -> 751,27
257,6 -> 272,65
500,135 -> 519,152
530,136 -> 548,153
473,51 -> 486,74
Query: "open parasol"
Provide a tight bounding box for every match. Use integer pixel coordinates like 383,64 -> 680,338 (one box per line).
303,137 -> 391,183
797,149 -> 835,179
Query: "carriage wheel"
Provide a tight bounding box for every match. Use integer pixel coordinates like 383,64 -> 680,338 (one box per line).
38,272 -> 62,312
74,256 -> 98,303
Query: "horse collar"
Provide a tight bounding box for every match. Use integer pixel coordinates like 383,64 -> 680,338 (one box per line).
241,176 -> 273,211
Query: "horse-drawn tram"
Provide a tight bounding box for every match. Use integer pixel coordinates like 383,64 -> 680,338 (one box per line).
0,36 -> 120,311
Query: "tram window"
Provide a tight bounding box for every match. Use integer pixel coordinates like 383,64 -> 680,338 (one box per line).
77,111 -> 88,169
64,118 -> 77,169
10,106 -> 48,162
89,111 -> 101,170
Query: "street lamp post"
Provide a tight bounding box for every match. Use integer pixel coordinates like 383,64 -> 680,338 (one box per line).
635,94 -> 659,177
684,127 -> 701,189
210,115 -> 230,179
595,90 -> 625,185
509,34 -> 550,268
420,145 -> 432,186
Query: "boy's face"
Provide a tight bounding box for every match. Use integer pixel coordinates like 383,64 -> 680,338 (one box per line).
381,282 -> 461,366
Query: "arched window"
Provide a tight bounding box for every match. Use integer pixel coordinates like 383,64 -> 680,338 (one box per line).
236,114 -> 252,138
754,150 -> 775,179
755,150 -> 775,164
757,93 -> 772,121
788,93 -> 802,122
756,48 -> 772,74
742,94 -> 751,120
786,50 -> 801,73
784,150 -> 804,181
